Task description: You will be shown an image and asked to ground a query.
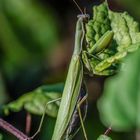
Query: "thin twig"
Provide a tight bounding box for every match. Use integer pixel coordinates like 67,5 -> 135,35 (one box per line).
0,118 -> 31,140
104,126 -> 112,136
25,112 -> 32,135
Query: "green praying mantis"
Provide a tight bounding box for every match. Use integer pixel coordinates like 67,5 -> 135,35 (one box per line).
52,1 -> 140,139
51,14 -> 88,140
51,8 -> 115,140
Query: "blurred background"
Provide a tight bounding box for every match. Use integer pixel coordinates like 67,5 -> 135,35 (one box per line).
0,0 -> 139,139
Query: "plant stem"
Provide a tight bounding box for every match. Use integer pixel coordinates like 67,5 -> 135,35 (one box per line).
25,113 -> 32,135
104,126 -> 112,136
0,118 -> 31,140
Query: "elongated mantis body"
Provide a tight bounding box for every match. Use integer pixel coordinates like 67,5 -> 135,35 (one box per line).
52,10 -> 114,139
51,15 -> 89,140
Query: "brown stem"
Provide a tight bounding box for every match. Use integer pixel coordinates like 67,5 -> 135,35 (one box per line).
25,113 -> 32,135
104,126 -> 112,136
0,118 -> 31,140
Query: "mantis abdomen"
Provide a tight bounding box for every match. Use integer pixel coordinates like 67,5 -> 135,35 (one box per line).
65,84 -> 88,139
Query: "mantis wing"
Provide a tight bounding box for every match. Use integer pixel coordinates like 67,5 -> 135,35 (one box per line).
52,17 -> 86,140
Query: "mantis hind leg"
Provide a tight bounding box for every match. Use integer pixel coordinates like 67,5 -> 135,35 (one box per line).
77,94 -> 88,140
30,98 -> 61,140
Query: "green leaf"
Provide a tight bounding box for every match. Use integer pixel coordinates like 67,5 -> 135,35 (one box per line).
97,135 -> 112,140
0,0 -> 59,77
3,83 -> 63,117
98,49 -> 140,131
84,2 -> 140,75
86,2 -> 111,47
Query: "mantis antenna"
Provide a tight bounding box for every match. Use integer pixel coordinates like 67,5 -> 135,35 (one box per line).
73,0 -> 84,15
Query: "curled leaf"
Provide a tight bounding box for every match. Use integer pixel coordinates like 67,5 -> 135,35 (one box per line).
3,83 -> 63,117
83,1 -> 140,75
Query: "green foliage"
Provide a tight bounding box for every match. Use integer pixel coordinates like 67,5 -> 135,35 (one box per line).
98,49 -> 140,131
2,0 -> 59,49
97,135 -> 112,140
3,83 -> 63,117
0,134 -> 3,140
86,2 -> 111,49
83,2 -> 140,75
0,0 -> 59,77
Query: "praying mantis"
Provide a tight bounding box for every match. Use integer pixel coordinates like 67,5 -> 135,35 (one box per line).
51,14 -> 89,140
51,6 -> 114,140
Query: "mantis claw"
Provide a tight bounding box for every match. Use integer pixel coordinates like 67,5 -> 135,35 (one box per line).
88,30 -> 114,54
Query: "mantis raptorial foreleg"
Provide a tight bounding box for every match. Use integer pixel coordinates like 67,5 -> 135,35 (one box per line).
82,30 -> 115,76
87,31 -> 114,54
30,98 -> 61,140
82,51 -> 115,76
